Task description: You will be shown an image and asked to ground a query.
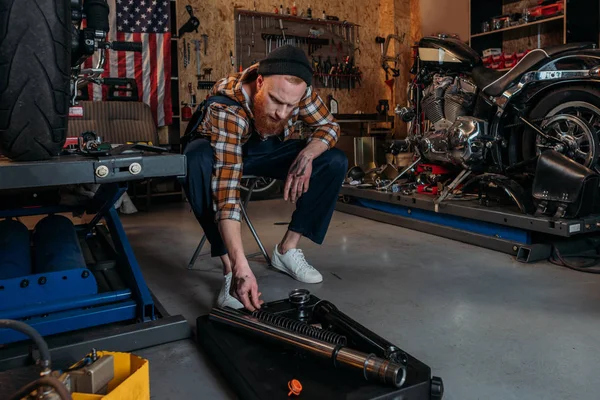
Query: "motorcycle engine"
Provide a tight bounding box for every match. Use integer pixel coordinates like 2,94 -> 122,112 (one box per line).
420,117 -> 489,168
421,74 -> 477,130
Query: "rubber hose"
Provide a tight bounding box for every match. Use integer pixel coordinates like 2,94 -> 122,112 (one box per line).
33,215 -> 86,273
84,0 -> 110,32
0,319 -> 51,368
0,219 -> 32,279
8,376 -> 72,400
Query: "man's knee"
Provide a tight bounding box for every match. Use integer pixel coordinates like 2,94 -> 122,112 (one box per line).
323,148 -> 348,177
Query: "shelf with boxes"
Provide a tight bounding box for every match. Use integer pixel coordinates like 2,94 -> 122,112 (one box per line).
469,0 -> 599,72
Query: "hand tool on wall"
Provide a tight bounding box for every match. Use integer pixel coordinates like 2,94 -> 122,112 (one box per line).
187,41 -> 192,67
201,34 -> 208,56
252,14 -> 256,47
183,38 -> 188,68
178,5 -> 200,38
375,36 -> 386,55
279,19 -> 286,41
193,39 -> 201,79
188,82 -> 196,105
324,57 -> 332,88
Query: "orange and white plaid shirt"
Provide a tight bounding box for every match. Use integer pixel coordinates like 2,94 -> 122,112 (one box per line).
196,64 -> 340,222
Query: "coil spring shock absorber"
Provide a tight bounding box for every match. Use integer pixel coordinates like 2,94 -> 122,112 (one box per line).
251,310 -> 347,346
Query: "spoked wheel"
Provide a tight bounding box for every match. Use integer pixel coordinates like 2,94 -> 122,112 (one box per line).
240,177 -> 282,200
522,87 -> 600,170
546,101 -> 600,135
536,114 -> 598,169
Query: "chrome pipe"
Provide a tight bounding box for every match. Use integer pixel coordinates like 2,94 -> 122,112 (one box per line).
209,307 -> 406,388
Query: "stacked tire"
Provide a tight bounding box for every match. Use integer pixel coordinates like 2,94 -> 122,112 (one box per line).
0,0 -> 71,161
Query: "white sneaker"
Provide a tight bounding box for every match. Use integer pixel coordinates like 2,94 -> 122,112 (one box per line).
271,244 -> 323,283
216,272 -> 244,309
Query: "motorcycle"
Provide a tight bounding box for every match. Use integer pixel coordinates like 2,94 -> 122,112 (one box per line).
391,35 -> 600,209
0,0 -> 139,161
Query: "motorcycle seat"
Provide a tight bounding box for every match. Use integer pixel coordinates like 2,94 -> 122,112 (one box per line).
473,42 -> 596,98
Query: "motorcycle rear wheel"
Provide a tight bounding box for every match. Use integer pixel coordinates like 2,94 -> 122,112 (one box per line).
521,86 -> 600,170
0,0 -> 71,161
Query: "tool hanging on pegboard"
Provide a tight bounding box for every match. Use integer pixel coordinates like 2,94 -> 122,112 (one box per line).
201,34 -> 209,55
187,41 -> 191,69
183,38 -> 189,68
178,5 -> 200,38
193,39 -> 201,78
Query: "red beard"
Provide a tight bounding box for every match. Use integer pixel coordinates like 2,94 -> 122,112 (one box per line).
251,89 -> 289,136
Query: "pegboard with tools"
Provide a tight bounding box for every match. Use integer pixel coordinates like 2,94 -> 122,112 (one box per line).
181,30 -> 215,93
234,9 -> 362,91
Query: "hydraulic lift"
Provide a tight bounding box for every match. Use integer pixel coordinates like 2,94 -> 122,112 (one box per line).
0,152 -> 190,371
337,185 -> 600,263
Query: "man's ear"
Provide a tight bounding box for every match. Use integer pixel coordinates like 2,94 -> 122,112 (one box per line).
256,74 -> 265,91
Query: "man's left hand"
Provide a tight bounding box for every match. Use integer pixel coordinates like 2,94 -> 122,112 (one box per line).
284,152 -> 313,203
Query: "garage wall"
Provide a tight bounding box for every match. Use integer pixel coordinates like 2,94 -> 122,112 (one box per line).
419,0 -> 469,41
176,0 -> 418,135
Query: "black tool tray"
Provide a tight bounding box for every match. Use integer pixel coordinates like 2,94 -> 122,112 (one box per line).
196,294 -> 442,400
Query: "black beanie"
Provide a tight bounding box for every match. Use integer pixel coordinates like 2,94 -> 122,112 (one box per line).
258,45 -> 313,86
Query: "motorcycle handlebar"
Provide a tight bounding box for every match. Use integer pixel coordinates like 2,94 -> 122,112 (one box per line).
111,41 -> 143,52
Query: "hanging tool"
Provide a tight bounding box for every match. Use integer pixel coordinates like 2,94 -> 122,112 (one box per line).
375,36 -> 386,55
252,13 -> 256,47
188,82 -> 196,106
279,19 -> 286,41
194,39 -> 201,79
381,33 -> 405,78
187,41 -> 191,69
183,38 -> 188,68
178,5 -> 200,38
203,68 -> 212,81
201,34 -> 208,56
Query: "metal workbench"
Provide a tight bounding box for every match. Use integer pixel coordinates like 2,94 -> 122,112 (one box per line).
337,185 -> 600,261
0,152 -> 191,371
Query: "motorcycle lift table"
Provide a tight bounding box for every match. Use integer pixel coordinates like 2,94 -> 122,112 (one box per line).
0,152 -> 190,371
337,185 -> 600,262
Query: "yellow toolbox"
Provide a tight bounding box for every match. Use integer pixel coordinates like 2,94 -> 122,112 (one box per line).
71,351 -> 149,400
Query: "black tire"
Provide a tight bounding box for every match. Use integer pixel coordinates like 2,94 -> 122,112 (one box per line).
522,86 -> 600,165
240,178 -> 282,200
0,0 -> 71,161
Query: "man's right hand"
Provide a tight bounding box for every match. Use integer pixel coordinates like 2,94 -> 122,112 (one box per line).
231,261 -> 263,311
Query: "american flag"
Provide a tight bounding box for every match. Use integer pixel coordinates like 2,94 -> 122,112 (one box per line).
85,0 -> 172,126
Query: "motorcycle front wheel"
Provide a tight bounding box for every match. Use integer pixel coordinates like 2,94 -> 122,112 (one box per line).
240,177 -> 282,200
521,86 -> 600,170
0,0 -> 71,161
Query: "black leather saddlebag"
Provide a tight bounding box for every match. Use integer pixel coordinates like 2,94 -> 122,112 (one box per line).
532,150 -> 600,219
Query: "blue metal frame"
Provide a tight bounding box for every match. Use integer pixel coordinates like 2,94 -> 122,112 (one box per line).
355,198 -> 531,244
103,206 -> 155,322
0,180 -> 157,345
0,268 -> 98,310
0,301 -> 138,343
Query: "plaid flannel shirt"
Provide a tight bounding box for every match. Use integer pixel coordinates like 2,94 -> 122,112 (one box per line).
197,64 -> 340,222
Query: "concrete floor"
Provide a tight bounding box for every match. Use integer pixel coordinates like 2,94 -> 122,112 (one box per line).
122,199 -> 600,400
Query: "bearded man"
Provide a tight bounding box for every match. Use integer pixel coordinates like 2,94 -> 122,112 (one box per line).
182,45 -> 347,311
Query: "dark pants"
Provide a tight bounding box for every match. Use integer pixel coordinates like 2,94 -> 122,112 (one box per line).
183,134 -> 348,257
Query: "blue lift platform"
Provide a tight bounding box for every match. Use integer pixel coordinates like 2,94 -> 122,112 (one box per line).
337,185 -> 600,263
0,152 -> 190,370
